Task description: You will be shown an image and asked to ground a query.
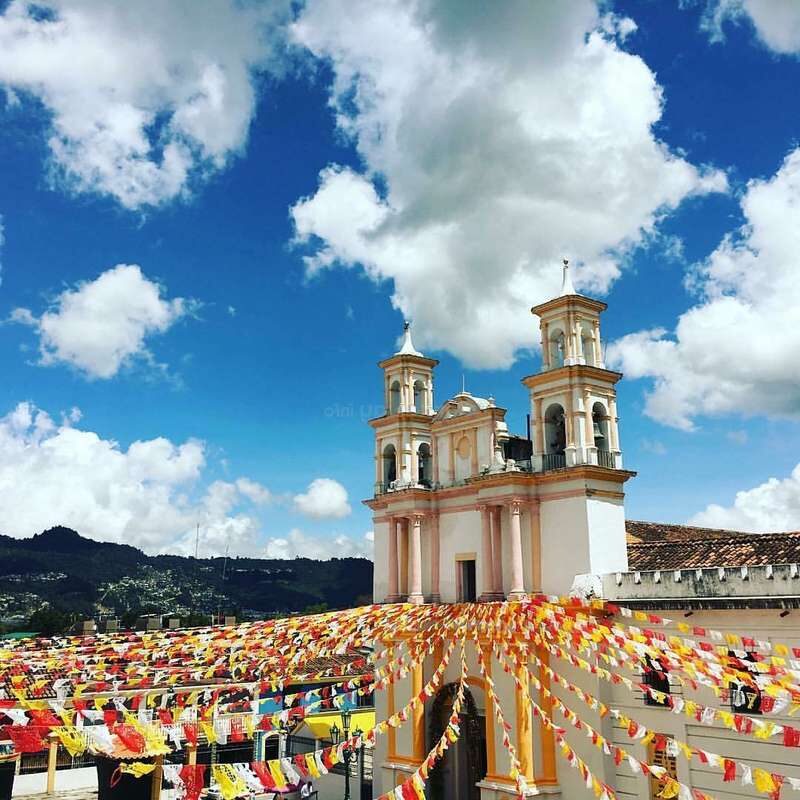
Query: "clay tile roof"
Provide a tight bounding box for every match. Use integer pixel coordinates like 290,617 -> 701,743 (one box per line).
625,520 -> 800,571
301,652 -> 369,676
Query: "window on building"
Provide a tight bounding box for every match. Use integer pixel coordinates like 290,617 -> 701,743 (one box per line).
457,559 -> 477,602
729,651 -> 762,715
643,656 -> 671,707
648,737 -> 677,800
549,330 -> 565,368
319,684 -> 335,710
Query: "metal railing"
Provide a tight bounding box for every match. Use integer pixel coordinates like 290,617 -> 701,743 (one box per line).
541,453 -> 567,471
597,450 -> 616,469
374,480 -> 434,496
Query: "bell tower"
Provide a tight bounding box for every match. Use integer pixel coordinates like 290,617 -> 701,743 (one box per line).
524,260 -> 623,471
373,323 -> 438,493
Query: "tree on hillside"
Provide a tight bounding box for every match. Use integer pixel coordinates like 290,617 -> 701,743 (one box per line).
28,607 -> 71,636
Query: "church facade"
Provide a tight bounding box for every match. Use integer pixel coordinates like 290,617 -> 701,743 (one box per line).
368,262 -> 632,607
365,266 -> 800,800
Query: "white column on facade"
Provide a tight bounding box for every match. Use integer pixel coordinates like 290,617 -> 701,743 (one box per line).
430,513 -> 441,603
562,312 -> 571,363
573,318 -> 583,364
408,514 -> 424,604
448,432 -> 455,485
609,396 -> 622,468
401,435 -> 412,485
584,388 -> 596,466
508,500 -> 527,600
592,319 -> 602,366
609,397 -> 620,450
534,397 -> 544,457
479,505 -> 494,600
491,505 -> 504,598
565,388 -> 577,466
399,518 -> 409,597
387,517 -> 399,602
541,322 -> 550,369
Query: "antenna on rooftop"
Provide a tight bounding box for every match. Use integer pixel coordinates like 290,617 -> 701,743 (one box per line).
461,374 -> 466,394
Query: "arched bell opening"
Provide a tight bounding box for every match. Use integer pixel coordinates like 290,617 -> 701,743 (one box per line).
417,443 -> 432,487
427,683 -> 487,800
592,402 -> 616,468
389,380 -> 401,414
382,444 -> 397,488
548,329 -> 565,368
544,403 -> 566,455
543,403 -> 567,470
592,402 -> 609,452
413,379 -> 426,413
581,327 -> 594,365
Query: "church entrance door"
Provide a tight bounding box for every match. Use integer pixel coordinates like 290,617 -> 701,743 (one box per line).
427,683 -> 487,800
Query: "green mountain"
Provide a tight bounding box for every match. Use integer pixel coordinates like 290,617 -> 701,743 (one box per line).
0,526 -> 374,631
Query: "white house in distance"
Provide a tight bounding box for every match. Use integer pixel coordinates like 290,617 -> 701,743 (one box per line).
365,264 -> 800,800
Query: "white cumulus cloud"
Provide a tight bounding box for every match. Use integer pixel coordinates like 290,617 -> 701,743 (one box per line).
264,528 -> 373,560
12,264 -> 194,379
702,0 -> 800,54
0,401 -> 271,555
690,463 -> 800,532
608,148 -> 800,430
289,0 -> 726,368
0,0 -> 291,209
293,477 -> 351,519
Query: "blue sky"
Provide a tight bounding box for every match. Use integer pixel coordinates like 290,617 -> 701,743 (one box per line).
0,0 -> 799,558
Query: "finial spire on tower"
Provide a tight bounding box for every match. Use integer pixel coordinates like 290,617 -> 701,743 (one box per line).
560,258 -> 576,296
397,320 -> 423,356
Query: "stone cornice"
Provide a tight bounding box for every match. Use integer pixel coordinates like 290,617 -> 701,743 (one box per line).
430,406 -> 507,431
369,412 -> 435,429
364,465 -> 635,510
520,364 -> 623,389
377,353 -> 439,370
530,293 -> 607,316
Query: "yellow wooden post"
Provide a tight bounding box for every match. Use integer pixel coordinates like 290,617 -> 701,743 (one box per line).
481,644 -> 497,779
46,732 -> 58,795
411,657 -> 425,762
515,646 -> 534,782
150,754 -> 163,800
536,646 -> 558,785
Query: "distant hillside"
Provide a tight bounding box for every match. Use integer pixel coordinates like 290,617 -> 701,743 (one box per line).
0,526 -> 374,628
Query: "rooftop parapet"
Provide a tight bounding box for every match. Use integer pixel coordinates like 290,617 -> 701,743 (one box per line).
602,562 -> 800,609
